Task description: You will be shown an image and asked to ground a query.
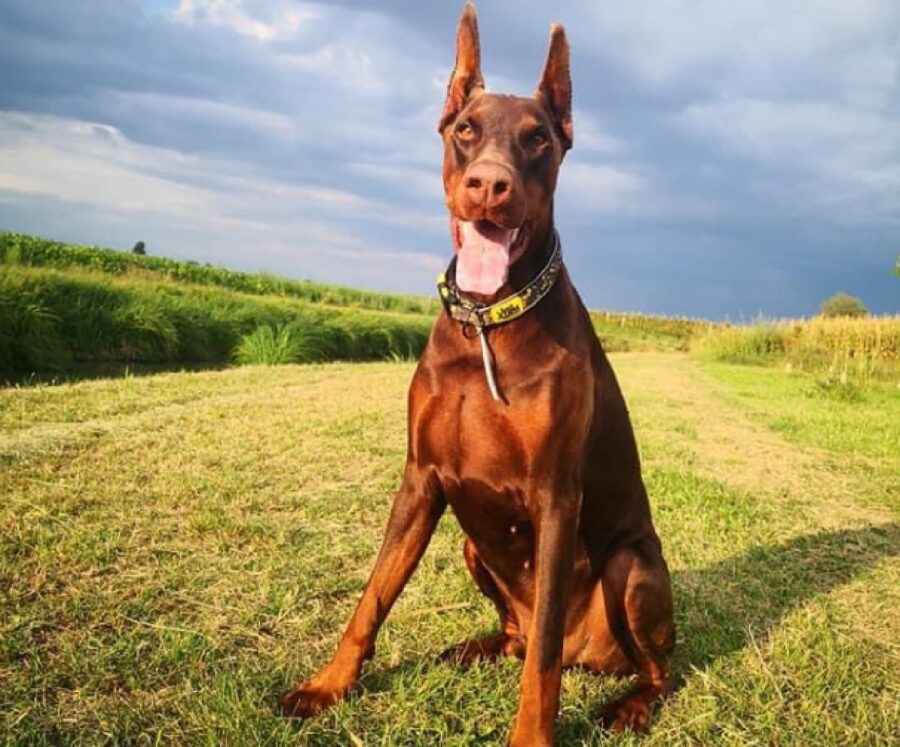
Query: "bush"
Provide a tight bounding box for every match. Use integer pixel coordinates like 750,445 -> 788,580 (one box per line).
820,292 -> 868,318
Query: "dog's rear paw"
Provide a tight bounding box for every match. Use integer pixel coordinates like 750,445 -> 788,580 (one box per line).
439,633 -> 523,667
597,692 -> 654,734
281,681 -> 346,719
439,639 -> 492,668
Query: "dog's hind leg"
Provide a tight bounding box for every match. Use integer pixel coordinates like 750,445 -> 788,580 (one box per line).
440,539 -> 525,666
596,543 -> 676,734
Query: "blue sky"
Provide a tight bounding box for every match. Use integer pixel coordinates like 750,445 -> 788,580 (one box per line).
0,0 -> 897,318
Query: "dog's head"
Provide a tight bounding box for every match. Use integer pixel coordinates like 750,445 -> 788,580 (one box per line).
439,3 -> 572,296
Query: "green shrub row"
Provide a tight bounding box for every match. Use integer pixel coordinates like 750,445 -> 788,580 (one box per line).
0,232 -> 441,315
3,232 -> 733,357
0,266 -> 433,373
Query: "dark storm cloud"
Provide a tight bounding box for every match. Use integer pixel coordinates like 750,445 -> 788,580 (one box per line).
0,0 -> 897,317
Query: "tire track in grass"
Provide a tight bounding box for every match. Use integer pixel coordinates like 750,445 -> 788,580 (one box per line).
616,353 -> 893,530
611,354 -> 898,747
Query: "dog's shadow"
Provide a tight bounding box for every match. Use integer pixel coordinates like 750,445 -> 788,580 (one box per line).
557,521 -> 899,741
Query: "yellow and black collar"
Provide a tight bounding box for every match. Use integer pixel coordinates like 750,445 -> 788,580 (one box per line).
436,232 -> 562,329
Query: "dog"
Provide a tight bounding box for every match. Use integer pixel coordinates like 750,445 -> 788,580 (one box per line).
282,5 -> 675,744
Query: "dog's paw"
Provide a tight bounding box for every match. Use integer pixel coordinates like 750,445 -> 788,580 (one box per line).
438,639 -> 487,668
281,680 -> 346,719
597,694 -> 653,734
439,634 -> 523,668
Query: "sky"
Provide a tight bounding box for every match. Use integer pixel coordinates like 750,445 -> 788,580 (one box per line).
0,0 -> 898,319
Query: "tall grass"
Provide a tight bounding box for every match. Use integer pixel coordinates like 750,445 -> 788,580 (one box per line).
234,324 -> 323,365
691,323 -> 785,364
590,310 -> 720,351
3,232 -> 736,361
0,231 -> 440,315
693,316 -> 900,387
0,266 -> 433,374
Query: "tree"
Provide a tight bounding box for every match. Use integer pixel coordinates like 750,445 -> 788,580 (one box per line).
820,292 -> 868,318
132,241 -> 146,256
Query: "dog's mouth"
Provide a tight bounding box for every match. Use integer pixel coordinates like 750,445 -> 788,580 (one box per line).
451,218 -> 529,295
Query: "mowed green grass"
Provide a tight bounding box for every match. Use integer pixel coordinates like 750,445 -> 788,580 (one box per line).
1,354 -> 898,746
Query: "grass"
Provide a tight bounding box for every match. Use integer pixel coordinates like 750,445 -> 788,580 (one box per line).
590,311 -> 717,352
0,231 -> 440,315
1,232 -> 729,374
1,353 -> 897,745
693,316 -> 900,386
234,323 -> 330,365
0,266 -> 433,374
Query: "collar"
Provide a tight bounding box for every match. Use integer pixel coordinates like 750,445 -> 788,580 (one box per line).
436,231 -> 562,330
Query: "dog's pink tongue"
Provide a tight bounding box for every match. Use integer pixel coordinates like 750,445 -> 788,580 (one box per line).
455,221 -> 511,295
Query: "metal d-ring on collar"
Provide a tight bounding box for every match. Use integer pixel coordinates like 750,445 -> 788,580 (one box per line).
435,231 -> 563,402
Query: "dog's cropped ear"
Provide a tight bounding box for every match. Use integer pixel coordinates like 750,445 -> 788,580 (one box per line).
536,23 -> 573,151
439,3 -> 484,133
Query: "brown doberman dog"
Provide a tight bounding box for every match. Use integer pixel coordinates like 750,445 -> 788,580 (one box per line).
282,4 -> 675,744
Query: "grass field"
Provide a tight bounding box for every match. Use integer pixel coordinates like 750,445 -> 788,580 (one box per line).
2,353 -> 897,746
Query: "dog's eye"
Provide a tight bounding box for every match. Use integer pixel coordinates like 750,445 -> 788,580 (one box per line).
529,129 -> 549,149
456,120 -> 475,141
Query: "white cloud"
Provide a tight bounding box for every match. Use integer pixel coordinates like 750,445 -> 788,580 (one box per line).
679,98 -> 898,161
573,109 -> 624,154
279,43 -> 387,96
558,162 -> 643,213
172,0 -> 316,42
556,158 -> 716,222
0,111 -> 445,287
2,1 -> 898,314
344,162 -> 443,200
0,111 -> 442,224
0,114 -> 213,220
104,91 -> 302,142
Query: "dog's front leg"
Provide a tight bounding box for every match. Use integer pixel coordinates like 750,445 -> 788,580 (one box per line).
508,486 -> 580,747
282,467 -> 444,718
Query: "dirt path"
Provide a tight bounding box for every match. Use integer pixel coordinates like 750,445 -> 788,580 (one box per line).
616,353 -> 893,528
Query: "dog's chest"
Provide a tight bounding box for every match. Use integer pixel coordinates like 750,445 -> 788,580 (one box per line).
415,372 -> 556,489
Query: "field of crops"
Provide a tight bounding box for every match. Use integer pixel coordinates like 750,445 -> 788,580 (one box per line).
694,316 -> 900,386
2,230 -> 898,745
0,232 -> 439,315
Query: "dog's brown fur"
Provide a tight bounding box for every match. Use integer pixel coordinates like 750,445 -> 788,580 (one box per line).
282,5 -> 675,743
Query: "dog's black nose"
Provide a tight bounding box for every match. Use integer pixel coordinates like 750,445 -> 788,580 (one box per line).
464,161 -> 515,210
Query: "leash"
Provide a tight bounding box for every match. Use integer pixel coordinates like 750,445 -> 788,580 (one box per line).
436,231 -> 563,401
